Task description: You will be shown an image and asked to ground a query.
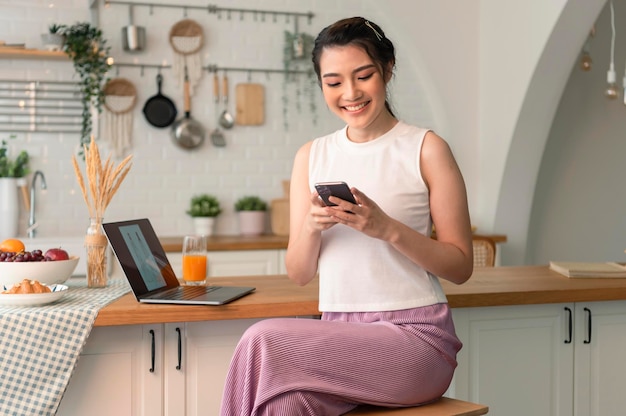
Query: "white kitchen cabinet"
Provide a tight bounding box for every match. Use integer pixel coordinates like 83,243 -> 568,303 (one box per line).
452,300 -> 626,416
57,325 -> 163,416
59,320 -> 265,416
573,301 -> 626,416
167,249 -> 282,278
278,249 -> 287,274
166,319 -> 264,415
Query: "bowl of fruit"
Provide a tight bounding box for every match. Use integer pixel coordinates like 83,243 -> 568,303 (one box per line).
0,238 -> 79,288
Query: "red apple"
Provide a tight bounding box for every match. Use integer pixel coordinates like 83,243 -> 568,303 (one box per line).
44,248 -> 70,261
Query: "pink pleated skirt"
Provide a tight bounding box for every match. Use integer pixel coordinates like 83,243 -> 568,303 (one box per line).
220,303 -> 462,416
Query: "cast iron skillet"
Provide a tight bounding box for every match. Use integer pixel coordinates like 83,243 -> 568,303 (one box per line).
143,74 -> 177,128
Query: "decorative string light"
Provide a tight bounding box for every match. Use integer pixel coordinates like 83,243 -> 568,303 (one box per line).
606,1 -> 618,99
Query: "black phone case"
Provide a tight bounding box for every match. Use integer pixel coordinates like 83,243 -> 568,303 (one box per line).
315,182 -> 357,206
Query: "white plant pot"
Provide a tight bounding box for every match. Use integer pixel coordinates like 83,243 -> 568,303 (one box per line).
41,33 -> 64,51
192,217 -> 215,236
0,178 -> 20,241
238,211 -> 266,236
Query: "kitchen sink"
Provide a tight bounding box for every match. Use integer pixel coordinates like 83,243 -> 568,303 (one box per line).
22,237 -> 112,277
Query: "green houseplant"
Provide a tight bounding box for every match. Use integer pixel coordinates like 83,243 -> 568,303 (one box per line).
0,136 -> 30,240
41,23 -> 65,51
187,194 -> 222,217
58,22 -> 112,149
187,194 -> 221,236
234,196 -> 267,236
234,196 -> 268,212
0,136 -> 29,178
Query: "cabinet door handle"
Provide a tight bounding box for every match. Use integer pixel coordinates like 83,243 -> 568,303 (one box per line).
176,327 -> 182,370
584,307 -> 592,344
149,329 -> 156,373
564,307 -> 572,344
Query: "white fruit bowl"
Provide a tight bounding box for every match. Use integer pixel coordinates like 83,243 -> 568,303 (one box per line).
0,257 -> 79,289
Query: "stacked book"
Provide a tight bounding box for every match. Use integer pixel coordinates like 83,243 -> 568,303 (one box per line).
549,261 -> 626,278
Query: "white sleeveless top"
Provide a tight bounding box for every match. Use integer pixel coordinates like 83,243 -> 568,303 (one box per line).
309,122 -> 448,312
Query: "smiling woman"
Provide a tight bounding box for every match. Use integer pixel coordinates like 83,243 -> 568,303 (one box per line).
220,16 -> 473,416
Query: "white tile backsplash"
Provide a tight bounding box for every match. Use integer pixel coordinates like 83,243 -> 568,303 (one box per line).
1,0 -> 435,239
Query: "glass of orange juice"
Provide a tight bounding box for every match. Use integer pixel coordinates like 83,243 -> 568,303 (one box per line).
182,235 -> 207,285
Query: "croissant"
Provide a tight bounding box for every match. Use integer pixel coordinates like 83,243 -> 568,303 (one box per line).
2,279 -> 52,294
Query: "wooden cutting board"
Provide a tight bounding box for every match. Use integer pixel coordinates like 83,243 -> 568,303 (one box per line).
235,83 -> 264,125
270,199 -> 289,236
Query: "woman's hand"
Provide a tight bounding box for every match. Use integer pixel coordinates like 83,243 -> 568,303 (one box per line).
307,190 -> 342,232
323,187 -> 394,241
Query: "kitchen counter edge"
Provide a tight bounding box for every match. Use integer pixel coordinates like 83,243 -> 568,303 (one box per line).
159,233 -> 507,252
94,266 -> 626,327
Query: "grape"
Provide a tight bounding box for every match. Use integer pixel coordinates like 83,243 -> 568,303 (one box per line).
0,248 -> 57,262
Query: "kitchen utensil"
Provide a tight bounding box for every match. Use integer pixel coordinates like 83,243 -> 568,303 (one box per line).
210,73 -> 226,147
171,67 -> 205,150
169,19 -> 203,95
235,83 -> 265,125
219,73 -> 235,129
143,74 -> 178,128
121,5 -> 146,53
102,78 -> 137,157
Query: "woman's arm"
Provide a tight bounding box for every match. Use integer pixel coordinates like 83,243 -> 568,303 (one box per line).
284,142 -> 335,286
388,131 -> 473,284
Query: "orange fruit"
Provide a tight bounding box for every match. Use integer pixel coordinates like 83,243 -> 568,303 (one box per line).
0,238 -> 25,253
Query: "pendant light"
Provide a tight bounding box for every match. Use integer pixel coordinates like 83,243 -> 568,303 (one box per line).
606,1 -> 618,99
580,26 -> 594,71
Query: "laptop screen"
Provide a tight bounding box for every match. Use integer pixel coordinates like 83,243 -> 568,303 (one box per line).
103,218 -> 180,296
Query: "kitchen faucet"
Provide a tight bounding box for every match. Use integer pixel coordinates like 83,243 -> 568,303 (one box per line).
28,170 -> 47,238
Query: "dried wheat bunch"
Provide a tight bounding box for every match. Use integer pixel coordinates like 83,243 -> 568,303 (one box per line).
72,136 -> 132,219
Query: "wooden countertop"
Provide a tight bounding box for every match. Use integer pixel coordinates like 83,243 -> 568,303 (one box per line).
158,233 -> 507,252
159,235 -> 289,252
94,266 -> 626,327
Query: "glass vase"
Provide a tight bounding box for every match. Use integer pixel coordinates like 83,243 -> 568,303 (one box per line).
85,217 -> 108,288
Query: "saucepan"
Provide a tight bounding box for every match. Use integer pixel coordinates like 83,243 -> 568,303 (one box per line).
122,5 -> 146,53
171,67 -> 205,149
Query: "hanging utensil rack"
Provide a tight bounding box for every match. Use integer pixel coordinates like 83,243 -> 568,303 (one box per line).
103,1 -> 314,22
112,62 -> 313,79
0,80 -> 82,134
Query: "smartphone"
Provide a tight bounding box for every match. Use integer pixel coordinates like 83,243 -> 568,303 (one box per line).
314,181 -> 357,207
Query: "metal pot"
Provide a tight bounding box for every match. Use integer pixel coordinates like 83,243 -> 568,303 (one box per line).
122,5 -> 145,53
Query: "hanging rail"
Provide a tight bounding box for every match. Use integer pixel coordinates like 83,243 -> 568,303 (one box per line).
103,1 -> 314,22
0,79 -> 82,134
112,62 -> 313,77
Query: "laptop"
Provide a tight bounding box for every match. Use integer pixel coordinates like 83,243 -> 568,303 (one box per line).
103,218 -> 255,305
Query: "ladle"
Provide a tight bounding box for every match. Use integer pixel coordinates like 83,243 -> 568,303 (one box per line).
218,73 -> 235,129
210,73 -> 226,147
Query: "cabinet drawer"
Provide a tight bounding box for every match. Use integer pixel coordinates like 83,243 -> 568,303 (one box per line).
168,249 -> 280,278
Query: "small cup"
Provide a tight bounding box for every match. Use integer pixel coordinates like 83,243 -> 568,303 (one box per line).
182,235 -> 207,285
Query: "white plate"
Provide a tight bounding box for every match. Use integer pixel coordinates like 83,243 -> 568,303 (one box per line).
0,284 -> 68,306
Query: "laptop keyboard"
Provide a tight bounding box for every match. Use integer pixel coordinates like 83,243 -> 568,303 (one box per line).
151,285 -> 219,300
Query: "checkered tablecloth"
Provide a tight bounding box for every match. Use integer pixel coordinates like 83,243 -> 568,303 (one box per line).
0,278 -> 130,416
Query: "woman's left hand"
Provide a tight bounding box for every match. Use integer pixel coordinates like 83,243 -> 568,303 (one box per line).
325,187 -> 393,240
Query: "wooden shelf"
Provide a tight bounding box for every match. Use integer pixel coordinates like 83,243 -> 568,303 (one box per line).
0,48 -> 67,60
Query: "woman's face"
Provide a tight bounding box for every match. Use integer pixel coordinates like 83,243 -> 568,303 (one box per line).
319,44 -> 392,141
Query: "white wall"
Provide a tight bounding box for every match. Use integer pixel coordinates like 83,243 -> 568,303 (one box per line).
0,0 -> 440,239
3,0 -> 613,266
528,0 -> 626,264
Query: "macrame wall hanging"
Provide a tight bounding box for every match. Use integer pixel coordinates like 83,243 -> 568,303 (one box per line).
169,19 -> 204,96
102,78 -> 137,157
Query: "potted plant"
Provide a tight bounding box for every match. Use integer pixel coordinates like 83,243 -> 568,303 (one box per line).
41,23 -> 65,51
58,22 -> 112,150
187,194 -> 221,236
234,196 -> 267,236
0,136 -> 30,240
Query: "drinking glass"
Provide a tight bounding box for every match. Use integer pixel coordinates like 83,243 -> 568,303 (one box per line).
182,235 -> 207,285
